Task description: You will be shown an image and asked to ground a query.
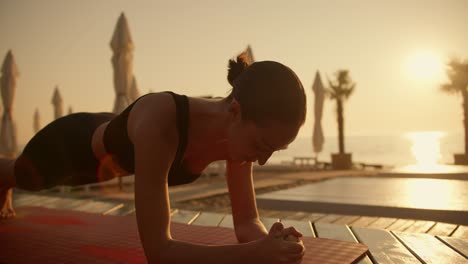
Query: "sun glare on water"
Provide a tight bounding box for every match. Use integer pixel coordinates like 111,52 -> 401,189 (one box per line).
406,131 -> 444,166
403,131 -> 449,173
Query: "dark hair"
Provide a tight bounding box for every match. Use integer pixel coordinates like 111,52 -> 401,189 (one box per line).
227,52 -> 306,127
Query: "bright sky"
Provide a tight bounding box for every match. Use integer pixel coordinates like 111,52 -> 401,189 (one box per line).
1,0 -> 467,145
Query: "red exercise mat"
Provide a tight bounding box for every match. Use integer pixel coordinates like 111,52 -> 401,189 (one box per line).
0,207 -> 368,263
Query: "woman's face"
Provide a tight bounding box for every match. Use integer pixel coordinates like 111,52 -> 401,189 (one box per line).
227,118 -> 299,165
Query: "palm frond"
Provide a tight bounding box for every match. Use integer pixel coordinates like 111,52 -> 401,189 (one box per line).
440,83 -> 460,94
441,57 -> 468,95
344,83 -> 356,99
327,77 -> 338,98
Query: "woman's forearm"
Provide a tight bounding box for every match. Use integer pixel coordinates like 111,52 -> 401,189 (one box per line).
235,219 -> 268,243
155,238 -> 257,264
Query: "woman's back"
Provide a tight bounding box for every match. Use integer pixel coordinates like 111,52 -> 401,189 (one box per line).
103,91 -> 202,186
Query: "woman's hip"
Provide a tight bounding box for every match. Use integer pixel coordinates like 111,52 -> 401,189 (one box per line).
14,112 -> 116,190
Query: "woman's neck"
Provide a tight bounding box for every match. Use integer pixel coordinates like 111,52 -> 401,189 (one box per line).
184,96 -> 231,165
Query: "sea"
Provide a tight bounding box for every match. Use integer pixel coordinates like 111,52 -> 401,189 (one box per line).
268,131 -> 464,167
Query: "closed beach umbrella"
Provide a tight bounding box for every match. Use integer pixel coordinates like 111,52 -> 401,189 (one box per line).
0,50 -> 19,158
52,86 -> 63,120
33,108 -> 41,133
312,71 -> 325,156
111,12 -> 134,114
128,76 -> 140,102
245,45 -> 255,64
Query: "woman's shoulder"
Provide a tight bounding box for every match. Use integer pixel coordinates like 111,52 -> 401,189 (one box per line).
133,92 -> 176,113
127,92 -> 178,142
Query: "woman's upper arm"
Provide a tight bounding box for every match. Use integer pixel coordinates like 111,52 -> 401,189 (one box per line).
128,93 -> 178,261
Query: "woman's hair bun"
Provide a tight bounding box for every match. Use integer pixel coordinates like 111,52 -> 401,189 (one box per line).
227,52 -> 251,86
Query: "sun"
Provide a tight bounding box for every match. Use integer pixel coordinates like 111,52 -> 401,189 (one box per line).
405,51 -> 445,82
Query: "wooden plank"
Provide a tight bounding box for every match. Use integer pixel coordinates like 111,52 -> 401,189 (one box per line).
107,202 -> 136,216
387,219 -> 416,232
102,203 -> 125,215
314,223 -> 372,264
282,211 -> 325,221
125,208 -> 137,216
366,217 -> 397,229
191,212 -> 225,227
315,222 -> 359,242
14,195 -> 57,207
259,209 -> 285,218
171,209 -> 200,224
315,214 -> 343,223
104,203 -> 135,216
393,231 -> 467,263
280,219 -> 315,237
212,207 -> 231,214
452,225 -> 468,239
352,226 -> 420,263
350,216 -> 378,227
122,204 -> 169,216
28,196 -> 63,207
218,214 -> 234,228
332,215 -> 360,225
427,223 -> 458,237
73,200 -> 120,214
34,196 -> 76,208
43,197 -> 93,210
12,194 -> 44,205
437,236 -> 468,258
404,220 -> 436,233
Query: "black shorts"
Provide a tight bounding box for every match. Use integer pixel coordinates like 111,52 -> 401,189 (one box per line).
14,112 -> 116,191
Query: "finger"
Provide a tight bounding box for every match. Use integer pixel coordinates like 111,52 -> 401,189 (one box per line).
284,242 -> 305,254
269,222 -> 284,235
284,234 -> 299,242
281,227 -> 303,237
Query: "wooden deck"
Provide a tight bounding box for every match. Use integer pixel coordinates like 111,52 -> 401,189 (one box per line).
9,192 -> 468,263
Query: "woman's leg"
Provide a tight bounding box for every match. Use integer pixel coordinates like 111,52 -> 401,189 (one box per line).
0,158 -> 16,219
0,112 -> 121,219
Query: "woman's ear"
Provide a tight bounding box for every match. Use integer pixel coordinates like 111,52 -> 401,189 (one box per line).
228,98 -> 242,121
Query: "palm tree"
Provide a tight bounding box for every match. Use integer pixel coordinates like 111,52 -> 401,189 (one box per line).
327,70 -> 356,154
441,58 -> 468,160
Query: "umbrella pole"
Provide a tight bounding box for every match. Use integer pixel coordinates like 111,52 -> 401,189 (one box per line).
314,152 -> 318,164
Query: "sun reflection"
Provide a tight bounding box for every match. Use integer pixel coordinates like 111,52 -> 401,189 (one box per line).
404,131 -> 445,172
402,178 -> 462,210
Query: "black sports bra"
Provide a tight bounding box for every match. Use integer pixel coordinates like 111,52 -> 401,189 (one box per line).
103,91 -> 201,186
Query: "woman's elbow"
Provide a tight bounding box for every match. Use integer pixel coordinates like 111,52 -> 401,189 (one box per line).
234,226 -> 256,243
143,237 -> 173,263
